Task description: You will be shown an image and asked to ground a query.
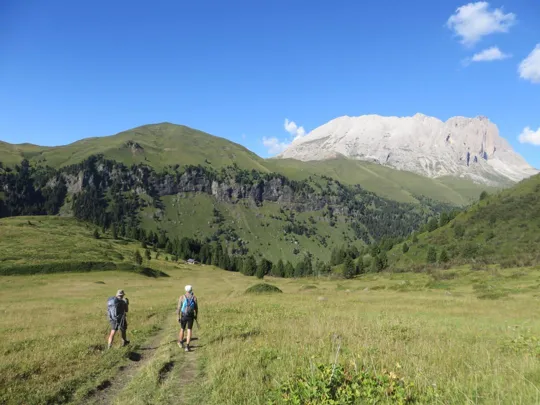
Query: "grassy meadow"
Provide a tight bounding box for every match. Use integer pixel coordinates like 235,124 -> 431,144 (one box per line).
2,224 -> 540,404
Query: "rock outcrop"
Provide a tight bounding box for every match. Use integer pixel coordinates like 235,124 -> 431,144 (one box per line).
277,114 -> 538,186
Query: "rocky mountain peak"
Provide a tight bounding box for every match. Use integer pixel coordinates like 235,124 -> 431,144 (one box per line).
278,114 -> 537,186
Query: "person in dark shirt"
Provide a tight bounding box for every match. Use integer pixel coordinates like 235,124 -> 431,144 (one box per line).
107,289 -> 130,349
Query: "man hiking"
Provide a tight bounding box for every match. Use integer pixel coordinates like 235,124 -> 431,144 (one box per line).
177,285 -> 198,352
107,289 -> 130,349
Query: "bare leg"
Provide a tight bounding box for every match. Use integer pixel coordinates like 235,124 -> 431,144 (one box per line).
186,328 -> 192,348
179,328 -> 184,345
108,330 -> 116,348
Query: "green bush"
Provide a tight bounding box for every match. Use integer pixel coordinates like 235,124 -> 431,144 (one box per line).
245,283 -> 283,294
276,362 -> 436,404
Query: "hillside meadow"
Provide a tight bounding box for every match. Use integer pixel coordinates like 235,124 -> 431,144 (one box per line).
2,217 -> 540,404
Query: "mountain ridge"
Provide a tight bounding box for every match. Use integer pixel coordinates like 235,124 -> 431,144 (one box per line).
0,122 -> 500,205
278,114 -> 538,186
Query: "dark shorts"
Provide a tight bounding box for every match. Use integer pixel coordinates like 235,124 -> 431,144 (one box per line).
179,316 -> 194,330
110,318 -> 127,331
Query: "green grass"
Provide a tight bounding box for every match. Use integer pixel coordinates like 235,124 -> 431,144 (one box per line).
3,217 -> 540,404
0,122 -> 496,205
265,157 -> 499,205
146,193 -> 361,264
390,173 -> 540,268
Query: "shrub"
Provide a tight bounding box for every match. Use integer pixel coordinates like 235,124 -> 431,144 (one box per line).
276,362 -> 435,404
245,283 -> 283,294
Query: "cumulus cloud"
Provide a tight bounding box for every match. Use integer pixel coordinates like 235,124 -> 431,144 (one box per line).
471,46 -> 511,62
518,44 -> 540,84
262,136 -> 290,155
518,126 -> 540,146
447,2 -> 516,47
284,118 -> 306,140
262,118 -> 308,155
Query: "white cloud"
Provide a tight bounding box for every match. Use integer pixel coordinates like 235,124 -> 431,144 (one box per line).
284,118 -> 306,140
518,126 -> 540,146
518,44 -> 540,84
262,136 -> 290,155
447,2 -> 516,47
471,46 -> 511,61
262,118 -> 307,155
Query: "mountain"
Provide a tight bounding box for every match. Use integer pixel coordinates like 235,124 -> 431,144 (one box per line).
0,123 -> 497,205
0,156 -> 455,266
1,123 -> 268,172
387,172 -> 540,269
277,114 -> 538,187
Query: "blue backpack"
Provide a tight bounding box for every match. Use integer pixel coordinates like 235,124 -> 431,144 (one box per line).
181,294 -> 196,317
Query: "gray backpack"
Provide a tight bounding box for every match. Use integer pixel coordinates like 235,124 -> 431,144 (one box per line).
107,296 -> 120,321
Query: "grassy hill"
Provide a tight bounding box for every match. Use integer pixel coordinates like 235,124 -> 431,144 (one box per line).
0,123 -> 498,205
2,217 -> 540,404
0,216 -> 167,277
388,173 -> 540,269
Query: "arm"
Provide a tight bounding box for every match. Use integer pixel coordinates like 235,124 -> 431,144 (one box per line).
124,298 -> 129,313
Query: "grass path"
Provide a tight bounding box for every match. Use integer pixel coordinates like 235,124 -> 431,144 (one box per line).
82,315 -> 202,405
82,325 -> 169,405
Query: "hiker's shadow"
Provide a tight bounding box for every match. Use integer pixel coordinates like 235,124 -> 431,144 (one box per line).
141,337 -> 200,351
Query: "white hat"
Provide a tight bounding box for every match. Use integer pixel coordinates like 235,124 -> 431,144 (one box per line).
185,285 -> 192,292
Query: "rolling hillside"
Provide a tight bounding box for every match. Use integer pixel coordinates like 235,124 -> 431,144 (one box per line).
0,123 -> 499,205
388,172 -> 540,268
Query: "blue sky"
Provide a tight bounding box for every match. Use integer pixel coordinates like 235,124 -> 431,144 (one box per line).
1,0 -> 539,167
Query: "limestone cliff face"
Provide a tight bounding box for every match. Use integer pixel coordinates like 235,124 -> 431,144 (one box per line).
278,114 -> 538,186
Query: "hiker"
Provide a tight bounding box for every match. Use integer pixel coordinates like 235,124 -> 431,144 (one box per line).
107,289 -> 130,349
177,284 -> 198,352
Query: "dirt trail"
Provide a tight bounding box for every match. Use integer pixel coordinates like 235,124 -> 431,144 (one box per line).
177,344 -> 200,404
83,327 -> 171,405
83,320 -> 202,405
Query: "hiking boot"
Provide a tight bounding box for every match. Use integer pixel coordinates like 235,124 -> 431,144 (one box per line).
185,346 -> 190,352
122,340 -> 130,347
177,340 -> 184,349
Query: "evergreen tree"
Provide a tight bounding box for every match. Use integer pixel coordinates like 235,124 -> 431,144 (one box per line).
427,246 -> 437,263
343,256 -> 355,279
284,262 -> 295,278
439,249 -> 449,263
412,233 -> 419,243
294,260 -> 305,278
212,244 -> 223,267
141,240 -> 147,249
242,255 -> 257,276
402,242 -> 409,253
356,257 -> 365,274
427,218 -> 439,232
145,249 -> 151,261
134,250 -> 143,266
272,259 -> 285,277
93,229 -> 100,239
220,250 -> 231,270
439,212 -> 450,227
303,256 -> 313,276
112,225 -> 118,240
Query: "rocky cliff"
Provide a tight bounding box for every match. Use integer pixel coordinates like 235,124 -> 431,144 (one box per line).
277,114 -> 538,186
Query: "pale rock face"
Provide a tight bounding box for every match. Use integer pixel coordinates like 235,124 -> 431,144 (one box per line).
277,114 -> 538,186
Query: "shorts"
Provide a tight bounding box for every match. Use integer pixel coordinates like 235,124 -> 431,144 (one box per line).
110,318 -> 127,331
179,316 -> 194,330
